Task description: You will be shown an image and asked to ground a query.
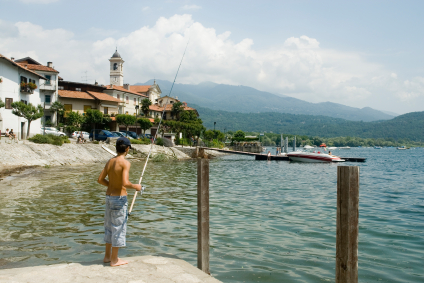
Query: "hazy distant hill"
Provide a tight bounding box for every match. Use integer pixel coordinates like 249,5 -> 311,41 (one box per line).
139,79 -> 394,122
193,105 -> 424,141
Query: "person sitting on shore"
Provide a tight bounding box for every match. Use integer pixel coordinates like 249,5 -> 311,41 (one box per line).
267,150 -> 271,161
77,131 -> 85,144
9,129 -> 17,140
97,137 -> 142,267
4,128 -> 11,138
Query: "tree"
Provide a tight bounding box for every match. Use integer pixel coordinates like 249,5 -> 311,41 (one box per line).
50,101 -> 64,126
116,114 -> 137,132
233,130 -> 245,141
171,102 -> 184,120
85,109 -> 103,132
137,118 -> 153,135
65,111 -> 85,134
141,98 -> 152,117
11,101 -> 44,139
0,98 -> 5,108
204,130 -> 215,141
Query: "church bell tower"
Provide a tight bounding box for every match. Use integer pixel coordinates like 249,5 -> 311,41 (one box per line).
109,49 -> 124,86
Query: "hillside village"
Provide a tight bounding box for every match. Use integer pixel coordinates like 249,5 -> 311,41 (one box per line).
0,49 -> 198,141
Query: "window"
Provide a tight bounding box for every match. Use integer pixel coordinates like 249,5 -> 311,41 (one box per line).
45,75 -> 51,85
104,107 -> 108,115
5,98 -> 13,109
113,63 -> 118,70
134,98 -> 136,105
20,99 -> 28,105
75,88 -> 81,92
58,86 -> 64,90
117,94 -> 120,100
20,76 -> 27,83
45,95 -> 51,104
126,96 -> 129,104
45,116 -> 51,123
64,104 -> 72,117
84,105 -> 91,113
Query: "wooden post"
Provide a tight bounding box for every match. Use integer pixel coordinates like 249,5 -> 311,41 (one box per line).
336,166 -> 359,283
197,158 -> 210,274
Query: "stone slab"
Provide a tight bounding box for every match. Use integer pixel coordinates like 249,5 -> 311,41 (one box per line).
0,255 -> 222,283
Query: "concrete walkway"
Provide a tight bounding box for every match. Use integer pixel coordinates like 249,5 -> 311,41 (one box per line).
0,255 -> 222,283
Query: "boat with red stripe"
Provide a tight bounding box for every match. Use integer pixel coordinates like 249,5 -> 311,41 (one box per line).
287,143 -> 345,163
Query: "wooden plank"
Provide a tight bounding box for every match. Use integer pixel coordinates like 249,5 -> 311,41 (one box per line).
197,158 -> 210,274
336,166 -> 359,283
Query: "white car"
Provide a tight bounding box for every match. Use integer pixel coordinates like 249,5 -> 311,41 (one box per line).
40,127 -> 66,136
71,131 -> 90,140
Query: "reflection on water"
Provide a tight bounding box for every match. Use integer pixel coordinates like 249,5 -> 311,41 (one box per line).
0,148 -> 423,282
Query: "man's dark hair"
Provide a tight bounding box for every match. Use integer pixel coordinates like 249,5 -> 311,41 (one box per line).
116,144 -> 129,153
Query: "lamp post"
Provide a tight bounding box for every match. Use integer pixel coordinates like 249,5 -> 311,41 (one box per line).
214,121 -> 216,131
135,105 -> 139,137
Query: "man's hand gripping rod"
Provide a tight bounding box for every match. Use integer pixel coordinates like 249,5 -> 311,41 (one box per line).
128,41 -> 189,216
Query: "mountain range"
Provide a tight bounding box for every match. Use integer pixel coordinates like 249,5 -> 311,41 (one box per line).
140,79 -> 394,122
191,105 -> 424,141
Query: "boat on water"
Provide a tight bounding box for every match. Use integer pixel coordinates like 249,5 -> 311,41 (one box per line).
374,146 -> 382,149
328,146 -> 337,150
287,143 -> 345,163
397,146 -> 409,150
338,146 -> 351,149
303,145 -> 315,149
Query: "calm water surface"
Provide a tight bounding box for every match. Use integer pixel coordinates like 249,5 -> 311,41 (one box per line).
0,147 -> 423,282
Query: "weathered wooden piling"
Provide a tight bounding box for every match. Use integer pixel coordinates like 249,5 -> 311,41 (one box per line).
197,158 -> 210,274
336,166 -> 359,283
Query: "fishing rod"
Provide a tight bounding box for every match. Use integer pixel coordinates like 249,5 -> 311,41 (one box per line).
128,41 -> 189,216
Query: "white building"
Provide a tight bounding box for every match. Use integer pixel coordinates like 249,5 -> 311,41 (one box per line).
14,57 -> 60,126
0,54 -> 46,139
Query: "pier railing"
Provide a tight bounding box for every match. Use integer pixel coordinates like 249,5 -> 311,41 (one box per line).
197,155 -> 360,282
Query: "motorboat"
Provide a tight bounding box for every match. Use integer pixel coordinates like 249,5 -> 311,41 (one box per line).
287,144 -> 345,163
303,145 -> 315,149
338,146 -> 351,149
328,146 -> 337,150
397,146 -> 409,150
374,146 -> 382,149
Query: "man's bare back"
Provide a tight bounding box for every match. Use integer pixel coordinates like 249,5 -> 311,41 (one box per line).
98,138 -> 141,267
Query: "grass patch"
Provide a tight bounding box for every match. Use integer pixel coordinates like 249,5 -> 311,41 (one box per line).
152,153 -> 167,162
130,138 -> 151,145
29,134 -> 69,146
92,140 -> 100,144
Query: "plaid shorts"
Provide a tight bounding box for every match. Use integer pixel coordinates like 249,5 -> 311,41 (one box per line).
104,195 -> 128,247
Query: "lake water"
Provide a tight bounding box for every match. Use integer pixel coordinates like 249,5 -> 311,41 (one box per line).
0,147 -> 423,282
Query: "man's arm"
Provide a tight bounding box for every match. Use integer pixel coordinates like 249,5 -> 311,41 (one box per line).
97,161 -> 110,187
122,161 -> 142,191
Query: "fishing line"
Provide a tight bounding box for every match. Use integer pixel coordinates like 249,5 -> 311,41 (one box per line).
128,41 -> 189,216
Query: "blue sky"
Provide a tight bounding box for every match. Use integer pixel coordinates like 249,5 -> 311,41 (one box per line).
1,0 -> 423,114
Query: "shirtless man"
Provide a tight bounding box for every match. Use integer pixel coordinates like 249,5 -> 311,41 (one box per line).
97,137 -> 142,267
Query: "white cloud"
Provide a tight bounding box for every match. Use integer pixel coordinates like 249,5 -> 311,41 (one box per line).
1,14 -> 423,114
181,4 -> 201,10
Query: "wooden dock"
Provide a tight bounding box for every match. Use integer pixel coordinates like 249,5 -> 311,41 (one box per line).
201,148 -> 366,162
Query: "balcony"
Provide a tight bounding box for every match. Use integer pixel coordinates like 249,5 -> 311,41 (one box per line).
40,83 -> 56,91
20,86 -> 34,94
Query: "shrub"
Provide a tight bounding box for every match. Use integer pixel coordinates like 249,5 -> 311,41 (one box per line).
152,153 -> 167,162
92,140 -> 99,144
155,138 -> 164,146
28,134 -> 65,146
130,138 -> 150,145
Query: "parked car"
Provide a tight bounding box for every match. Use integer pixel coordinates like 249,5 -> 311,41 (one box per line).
139,133 -> 152,139
120,131 -> 138,139
111,131 -> 125,137
71,131 -> 90,140
89,129 -> 116,141
40,127 -> 66,136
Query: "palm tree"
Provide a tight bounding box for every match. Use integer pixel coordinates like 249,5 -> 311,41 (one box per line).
171,102 -> 184,121
50,101 -> 64,126
141,98 -> 152,117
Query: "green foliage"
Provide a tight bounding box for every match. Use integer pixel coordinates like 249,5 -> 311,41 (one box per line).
233,130 -> 246,142
171,101 -> 184,120
203,130 -> 214,141
141,98 -> 152,117
66,111 -> 85,127
204,139 -> 225,149
152,153 -> 167,162
154,117 -> 160,124
50,101 -> 64,125
28,134 -> 66,146
92,140 -> 99,144
0,98 -> 5,108
155,137 -> 164,146
130,138 -> 150,145
137,118 -> 153,134
44,119 -> 53,127
11,101 -> 44,139
116,114 -> 136,131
